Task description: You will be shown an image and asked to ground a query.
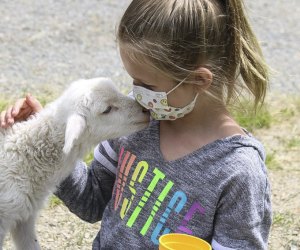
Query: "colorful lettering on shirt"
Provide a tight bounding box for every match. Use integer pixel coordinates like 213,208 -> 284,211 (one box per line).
113,149 -> 206,246
140,180 -> 174,236
176,202 -> 205,234
151,191 -> 187,244
127,168 -> 165,227
114,148 -> 136,210
120,161 -> 148,219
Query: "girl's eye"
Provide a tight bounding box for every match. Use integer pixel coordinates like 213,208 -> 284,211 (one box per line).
133,81 -> 153,90
144,85 -> 153,90
102,106 -> 112,114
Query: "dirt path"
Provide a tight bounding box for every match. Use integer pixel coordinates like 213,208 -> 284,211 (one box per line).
256,94 -> 300,250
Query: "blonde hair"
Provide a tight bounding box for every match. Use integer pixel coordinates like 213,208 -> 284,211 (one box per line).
117,0 -> 269,109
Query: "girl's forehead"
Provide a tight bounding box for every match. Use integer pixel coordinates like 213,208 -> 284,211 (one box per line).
120,47 -> 148,68
120,49 -> 156,78
119,47 -> 176,87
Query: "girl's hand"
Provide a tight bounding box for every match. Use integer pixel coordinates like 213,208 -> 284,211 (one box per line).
0,94 -> 43,128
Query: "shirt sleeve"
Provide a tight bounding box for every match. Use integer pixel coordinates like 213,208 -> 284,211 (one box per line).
55,139 -> 119,223
211,156 -> 272,250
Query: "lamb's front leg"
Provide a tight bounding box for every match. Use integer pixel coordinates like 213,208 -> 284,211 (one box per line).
0,234 -> 3,250
0,219 -> 9,250
11,215 -> 41,250
0,226 -> 5,250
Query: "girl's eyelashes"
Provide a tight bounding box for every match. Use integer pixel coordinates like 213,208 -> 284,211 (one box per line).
141,83 -> 153,90
133,81 -> 153,90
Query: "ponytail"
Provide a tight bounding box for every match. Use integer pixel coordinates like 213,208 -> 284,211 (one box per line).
224,0 -> 269,109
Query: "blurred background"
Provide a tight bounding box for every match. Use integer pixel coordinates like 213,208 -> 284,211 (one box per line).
0,0 -> 299,96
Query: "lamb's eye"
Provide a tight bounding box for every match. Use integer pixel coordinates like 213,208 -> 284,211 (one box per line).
102,106 -> 112,114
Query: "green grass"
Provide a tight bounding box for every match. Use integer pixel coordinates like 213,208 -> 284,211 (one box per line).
296,98 -> 300,112
278,108 -> 295,119
76,224 -> 87,246
84,151 -> 94,165
272,212 -> 294,227
265,149 -> 281,170
49,195 -> 63,208
231,102 -> 272,132
37,95 -> 54,107
286,138 -> 300,149
0,97 -> 10,111
272,95 -> 300,124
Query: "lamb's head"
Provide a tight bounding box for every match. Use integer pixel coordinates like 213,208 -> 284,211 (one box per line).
55,77 -> 150,154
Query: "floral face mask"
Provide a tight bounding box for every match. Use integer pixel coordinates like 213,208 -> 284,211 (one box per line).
133,80 -> 199,120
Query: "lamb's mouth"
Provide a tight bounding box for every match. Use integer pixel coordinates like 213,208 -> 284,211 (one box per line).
134,119 -> 150,125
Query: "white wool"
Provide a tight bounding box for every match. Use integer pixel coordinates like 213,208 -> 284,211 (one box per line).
0,77 -> 148,250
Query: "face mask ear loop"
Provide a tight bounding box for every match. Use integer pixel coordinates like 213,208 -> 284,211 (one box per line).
166,77 -> 187,96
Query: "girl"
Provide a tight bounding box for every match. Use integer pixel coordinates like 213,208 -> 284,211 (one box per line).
1,0 -> 272,249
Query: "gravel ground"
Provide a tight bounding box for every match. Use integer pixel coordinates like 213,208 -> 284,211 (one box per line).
1,1 -> 299,250
0,0 -> 299,97
246,0 -> 300,93
0,0 -> 133,97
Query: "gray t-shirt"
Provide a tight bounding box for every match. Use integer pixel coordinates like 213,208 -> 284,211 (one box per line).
56,120 -> 272,249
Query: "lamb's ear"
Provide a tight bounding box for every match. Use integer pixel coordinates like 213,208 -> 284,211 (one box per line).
63,114 -> 86,155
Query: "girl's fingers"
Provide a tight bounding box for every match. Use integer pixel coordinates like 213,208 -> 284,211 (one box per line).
0,94 -> 43,129
12,98 -> 27,117
25,94 -> 43,113
15,108 -> 33,121
5,106 -> 14,124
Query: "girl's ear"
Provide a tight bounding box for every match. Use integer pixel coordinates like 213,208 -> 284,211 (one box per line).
193,67 -> 213,91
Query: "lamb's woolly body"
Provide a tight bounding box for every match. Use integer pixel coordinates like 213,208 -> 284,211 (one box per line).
0,97 -> 89,247
0,77 -> 149,250
1,113 -> 73,213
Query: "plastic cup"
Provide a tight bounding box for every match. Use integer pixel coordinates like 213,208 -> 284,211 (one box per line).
159,233 -> 212,250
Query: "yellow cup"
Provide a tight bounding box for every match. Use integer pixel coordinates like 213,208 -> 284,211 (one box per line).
159,233 -> 212,250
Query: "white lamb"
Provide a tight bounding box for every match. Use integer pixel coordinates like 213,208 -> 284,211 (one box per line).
0,77 -> 149,250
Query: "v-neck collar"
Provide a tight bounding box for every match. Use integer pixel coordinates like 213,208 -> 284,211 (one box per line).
151,120 -> 251,164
